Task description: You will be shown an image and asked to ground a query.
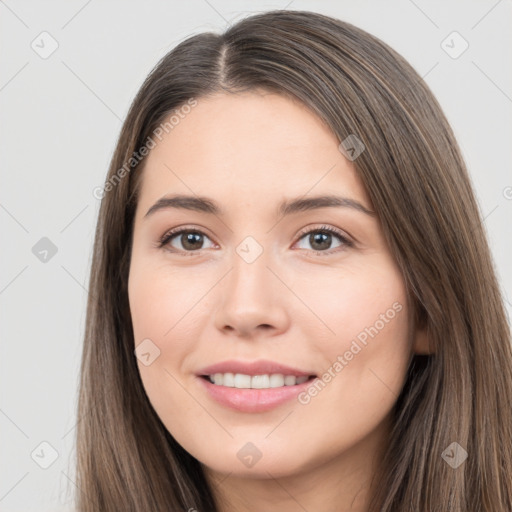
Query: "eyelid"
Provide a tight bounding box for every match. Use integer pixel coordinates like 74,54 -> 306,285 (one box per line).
157,224 -> 218,252
157,224 -> 354,255
295,224 -> 353,244
293,224 -> 354,254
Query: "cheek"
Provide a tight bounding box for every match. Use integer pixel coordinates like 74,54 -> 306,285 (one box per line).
288,258 -> 408,347
294,262 -> 411,426
128,262 -> 210,420
128,261 -> 208,345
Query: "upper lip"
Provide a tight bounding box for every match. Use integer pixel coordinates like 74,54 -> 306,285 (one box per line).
196,359 -> 316,377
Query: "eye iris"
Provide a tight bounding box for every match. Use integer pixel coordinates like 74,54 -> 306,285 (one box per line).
310,232 -> 331,251
182,232 -> 203,250
169,229 -> 340,252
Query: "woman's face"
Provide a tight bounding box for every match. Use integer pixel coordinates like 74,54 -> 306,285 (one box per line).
128,90 -> 423,480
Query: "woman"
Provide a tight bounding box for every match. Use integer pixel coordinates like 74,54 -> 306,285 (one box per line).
76,9 -> 512,511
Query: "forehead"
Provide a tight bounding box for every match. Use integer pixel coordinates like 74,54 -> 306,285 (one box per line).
135,91 -> 371,219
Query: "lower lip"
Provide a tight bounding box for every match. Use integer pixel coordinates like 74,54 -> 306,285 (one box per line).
196,376 -> 316,413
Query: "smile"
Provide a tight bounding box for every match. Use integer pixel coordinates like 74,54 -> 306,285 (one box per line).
203,373 -> 313,388
197,374 -> 317,413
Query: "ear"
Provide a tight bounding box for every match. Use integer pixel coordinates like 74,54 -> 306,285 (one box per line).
412,326 -> 434,355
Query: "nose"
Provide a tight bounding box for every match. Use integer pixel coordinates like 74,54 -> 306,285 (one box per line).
214,247 -> 290,338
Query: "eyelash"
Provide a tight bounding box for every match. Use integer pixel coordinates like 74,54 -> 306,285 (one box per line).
157,225 -> 354,257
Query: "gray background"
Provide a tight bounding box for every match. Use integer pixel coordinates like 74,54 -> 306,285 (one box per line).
1,0 -> 511,510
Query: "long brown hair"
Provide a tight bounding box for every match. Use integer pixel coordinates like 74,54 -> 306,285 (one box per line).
75,9 -> 512,511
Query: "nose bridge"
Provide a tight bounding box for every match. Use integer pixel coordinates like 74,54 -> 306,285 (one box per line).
214,234 -> 289,335
228,235 -> 275,306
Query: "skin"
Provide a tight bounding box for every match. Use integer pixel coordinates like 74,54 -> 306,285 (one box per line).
128,90 -> 429,511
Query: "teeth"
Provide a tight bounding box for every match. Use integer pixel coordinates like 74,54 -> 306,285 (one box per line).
270,374 -> 284,387
223,372 -> 235,387
284,375 -> 296,386
208,373 -> 311,388
234,373 -> 251,388
251,374 -> 270,389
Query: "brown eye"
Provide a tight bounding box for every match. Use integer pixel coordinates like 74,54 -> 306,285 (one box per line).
294,226 -> 353,254
159,229 -> 215,253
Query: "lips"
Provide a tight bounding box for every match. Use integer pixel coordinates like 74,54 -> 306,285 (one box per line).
196,372 -> 317,413
196,359 -> 316,378
194,359 -> 318,412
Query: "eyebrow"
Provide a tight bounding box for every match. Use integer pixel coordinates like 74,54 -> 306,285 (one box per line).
144,194 -> 376,219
